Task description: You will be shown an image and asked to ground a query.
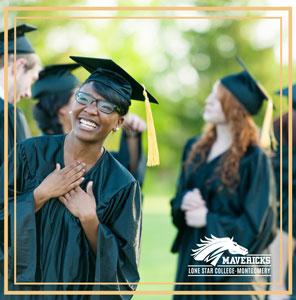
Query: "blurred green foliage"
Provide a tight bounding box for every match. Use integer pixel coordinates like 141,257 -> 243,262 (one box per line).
1,0 -> 294,292
4,0 -> 290,179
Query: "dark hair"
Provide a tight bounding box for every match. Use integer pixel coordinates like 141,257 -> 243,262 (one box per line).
81,81 -> 130,116
33,89 -> 74,135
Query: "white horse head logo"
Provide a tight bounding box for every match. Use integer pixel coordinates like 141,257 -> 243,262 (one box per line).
191,235 -> 248,266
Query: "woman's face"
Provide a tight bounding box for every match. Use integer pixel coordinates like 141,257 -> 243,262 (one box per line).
203,81 -> 227,124
71,81 -> 123,143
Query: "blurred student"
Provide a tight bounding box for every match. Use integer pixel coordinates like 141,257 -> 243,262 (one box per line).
0,24 -> 41,166
171,58 -> 277,299
32,63 -> 147,184
268,85 -> 296,300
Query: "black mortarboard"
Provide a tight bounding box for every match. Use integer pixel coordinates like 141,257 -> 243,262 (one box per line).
275,84 -> 296,110
69,56 -> 158,105
0,24 -> 37,55
70,55 -> 159,166
32,63 -> 80,99
220,57 -> 267,115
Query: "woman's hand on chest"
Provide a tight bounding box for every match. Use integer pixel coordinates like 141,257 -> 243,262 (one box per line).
58,181 -> 97,222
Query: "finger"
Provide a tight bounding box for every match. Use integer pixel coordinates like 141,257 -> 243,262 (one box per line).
185,197 -> 200,206
64,192 -> 71,201
56,163 -> 61,171
74,186 -> 82,193
183,205 -> 196,212
67,163 -> 86,177
134,119 -> 143,131
59,196 -> 68,207
187,202 -> 199,210
193,188 -> 200,194
62,161 -> 79,174
184,191 -> 194,199
87,181 -> 94,196
138,123 -> 146,132
182,198 -> 193,207
69,177 -> 85,190
128,118 -> 135,129
134,122 -> 141,132
181,204 -> 190,211
63,161 -> 82,174
68,170 -> 85,183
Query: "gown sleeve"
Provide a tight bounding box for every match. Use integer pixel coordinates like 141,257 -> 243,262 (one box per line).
272,146 -> 296,238
93,180 -> 142,296
111,132 -> 146,186
16,107 -> 31,141
206,149 -> 277,254
0,103 -> 16,167
170,137 -> 196,230
0,142 -> 37,283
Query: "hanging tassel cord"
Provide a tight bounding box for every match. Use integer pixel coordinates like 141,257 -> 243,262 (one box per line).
142,84 -> 160,167
258,82 -> 278,152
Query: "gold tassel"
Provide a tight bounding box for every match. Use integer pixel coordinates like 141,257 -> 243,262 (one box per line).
142,84 -> 160,166
257,82 -> 278,152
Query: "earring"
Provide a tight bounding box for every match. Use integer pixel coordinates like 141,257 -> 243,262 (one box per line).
69,111 -> 72,115
115,127 -> 119,131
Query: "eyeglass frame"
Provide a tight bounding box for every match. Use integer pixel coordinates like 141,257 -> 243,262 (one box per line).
75,90 -> 121,115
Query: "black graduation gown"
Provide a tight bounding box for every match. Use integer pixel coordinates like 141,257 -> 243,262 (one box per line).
171,136 -> 277,300
272,144 -> 296,296
111,132 -> 146,187
0,98 -> 28,166
0,134 -> 142,299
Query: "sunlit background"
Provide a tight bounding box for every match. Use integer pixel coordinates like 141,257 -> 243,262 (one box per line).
1,0 -> 295,298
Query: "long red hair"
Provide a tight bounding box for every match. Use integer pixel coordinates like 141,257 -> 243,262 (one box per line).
185,82 -> 259,193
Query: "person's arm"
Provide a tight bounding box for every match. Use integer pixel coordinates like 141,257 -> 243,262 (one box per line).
59,181 -> 99,254
124,132 -> 141,175
0,103 -> 15,166
80,215 -> 99,254
114,114 -> 146,182
60,179 -> 142,293
0,143 -> 37,281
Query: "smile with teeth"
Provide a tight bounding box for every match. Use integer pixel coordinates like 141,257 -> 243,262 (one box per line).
79,118 -> 98,129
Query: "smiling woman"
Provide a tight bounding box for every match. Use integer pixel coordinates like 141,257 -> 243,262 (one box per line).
0,56 -> 158,299
70,81 -> 125,145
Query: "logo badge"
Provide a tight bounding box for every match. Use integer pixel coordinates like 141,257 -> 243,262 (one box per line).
191,235 -> 248,266
188,235 -> 271,277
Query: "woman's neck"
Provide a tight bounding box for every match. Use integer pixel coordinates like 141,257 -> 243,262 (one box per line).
60,119 -> 72,135
215,123 -> 233,147
64,131 -> 104,167
207,123 -> 233,162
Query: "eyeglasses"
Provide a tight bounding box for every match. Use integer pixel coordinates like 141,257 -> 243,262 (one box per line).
75,90 -> 120,114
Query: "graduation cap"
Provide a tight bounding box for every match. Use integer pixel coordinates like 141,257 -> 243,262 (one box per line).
32,63 -> 80,99
70,56 -> 159,166
220,57 -> 267,115
275,84 -> 296,110
0,24 -> 37,55
221,57 -> 276,150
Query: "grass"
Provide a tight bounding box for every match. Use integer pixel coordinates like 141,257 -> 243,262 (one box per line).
133,193 -> 179,300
